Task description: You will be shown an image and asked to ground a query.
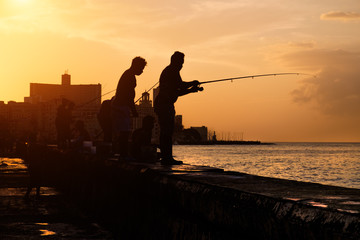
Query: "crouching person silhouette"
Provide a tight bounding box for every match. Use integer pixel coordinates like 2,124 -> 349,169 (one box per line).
130,115 -> 157,162
154,51 -> 203,165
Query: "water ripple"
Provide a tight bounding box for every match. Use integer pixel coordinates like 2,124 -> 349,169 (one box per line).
174,142 -> 360,189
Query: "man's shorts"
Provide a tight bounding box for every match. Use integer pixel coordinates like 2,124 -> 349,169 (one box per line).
112,105 -> 131,133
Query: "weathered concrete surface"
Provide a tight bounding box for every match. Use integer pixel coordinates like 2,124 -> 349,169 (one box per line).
111,161 -> 360,239
22,146 -> 360,239
0,157 -> 113,239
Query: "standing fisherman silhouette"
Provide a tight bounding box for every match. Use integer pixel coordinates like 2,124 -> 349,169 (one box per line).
55,98 -> 74,150
112,56 -> 147,160
154,51 -> 203,165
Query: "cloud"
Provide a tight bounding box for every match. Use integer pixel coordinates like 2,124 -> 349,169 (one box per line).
288,41 -> 316,49
283,49 -> 360,117
321,11 -> 360,22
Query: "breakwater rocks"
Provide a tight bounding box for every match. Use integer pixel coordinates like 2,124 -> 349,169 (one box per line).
25,145 -> 360,239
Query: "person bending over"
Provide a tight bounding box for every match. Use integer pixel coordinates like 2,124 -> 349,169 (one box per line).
112,56 -> 147,160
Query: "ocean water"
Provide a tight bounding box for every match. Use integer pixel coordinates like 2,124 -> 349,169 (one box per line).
173,142 -> 360,189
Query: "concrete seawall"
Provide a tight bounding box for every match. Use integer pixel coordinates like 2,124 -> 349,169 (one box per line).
26,145 -> 360,239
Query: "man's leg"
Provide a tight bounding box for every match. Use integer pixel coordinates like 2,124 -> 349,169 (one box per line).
158,111 -> 182,165
159,129 -> 172,160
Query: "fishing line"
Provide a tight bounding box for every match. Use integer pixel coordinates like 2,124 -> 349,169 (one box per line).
75,89 -> 116,109
134,81 -> 159,104
198,72 -> 315,85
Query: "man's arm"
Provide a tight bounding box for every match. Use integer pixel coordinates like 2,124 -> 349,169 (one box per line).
178,80 -> 202,96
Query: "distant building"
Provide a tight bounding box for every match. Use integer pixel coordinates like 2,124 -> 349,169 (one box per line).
190,126 -> 208,142
27,73 -> 101,106
134,92 -> 153,127
0,101 -> 38,142
1,74 -> 210,146
23,73 -> 102,142
153,87 -> 160,102
36,99 -> 62,142
134,92 -> 159,143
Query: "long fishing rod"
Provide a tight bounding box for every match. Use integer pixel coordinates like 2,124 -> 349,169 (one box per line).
134,81 -> 159,103
78,80 -> 157,108
76,89 -> 116,109
133,72 -> 313,102
78,72 -> 314,108
198,72 -> 315,85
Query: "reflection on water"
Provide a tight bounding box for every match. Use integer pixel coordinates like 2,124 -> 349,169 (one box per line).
36,223 -> 49,226
37,223 -> 56,236
308,201 -> 328,208
341,201 -> 360,205
1,143 -> 359,189
338,209 -> 360,214
174,142 -> 360,189
39,229 -> 56,236
0,158 -> 27,169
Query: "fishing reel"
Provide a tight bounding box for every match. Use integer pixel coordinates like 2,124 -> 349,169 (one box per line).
195,85 -> 204,92
192,80 -> 204,92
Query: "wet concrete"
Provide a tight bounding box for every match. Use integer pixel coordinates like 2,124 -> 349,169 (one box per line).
0,158 -> 113,239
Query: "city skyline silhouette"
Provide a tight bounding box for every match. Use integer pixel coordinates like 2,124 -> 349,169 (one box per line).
1,1 -> 359,142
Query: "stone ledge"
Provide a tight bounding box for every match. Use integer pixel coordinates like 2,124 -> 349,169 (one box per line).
24,146 -> 360,239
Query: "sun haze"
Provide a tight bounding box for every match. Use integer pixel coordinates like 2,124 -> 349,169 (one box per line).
1,0 -> 359,142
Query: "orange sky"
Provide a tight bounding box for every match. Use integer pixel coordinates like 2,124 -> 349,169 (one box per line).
1,0 -> 359,142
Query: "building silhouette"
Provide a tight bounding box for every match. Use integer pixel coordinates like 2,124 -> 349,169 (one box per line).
153,87 -> 160,103
133,91 -> 160,144
0,73 -> 103,143
26,73 -> 101,106
0,101 -> 38,143
0,76 -> 210,147
190,126 -> 208,142
26,73 -> 102,142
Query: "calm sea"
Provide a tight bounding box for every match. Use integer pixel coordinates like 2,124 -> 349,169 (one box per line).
173,142 -> 360,189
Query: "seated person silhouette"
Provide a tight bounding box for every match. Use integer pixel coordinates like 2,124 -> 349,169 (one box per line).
97,98 -> 113,142
130,115 -> 157,162
70,120 -> 91,151
55,99 -> 74,150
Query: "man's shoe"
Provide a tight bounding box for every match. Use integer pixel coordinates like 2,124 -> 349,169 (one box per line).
161,158 -> 183,165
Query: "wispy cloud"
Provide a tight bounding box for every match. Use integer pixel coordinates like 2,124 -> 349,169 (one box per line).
321,11 -> 360,22
283,49 -> 360,117
288,41 -> 316,49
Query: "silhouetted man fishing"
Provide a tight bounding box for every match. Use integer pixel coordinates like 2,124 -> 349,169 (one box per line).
112,56 -> 147,160
154,51 -> 203,165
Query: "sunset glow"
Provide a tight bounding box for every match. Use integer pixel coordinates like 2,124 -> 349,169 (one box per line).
13,0 -> 30,4
1,0 -> 359,142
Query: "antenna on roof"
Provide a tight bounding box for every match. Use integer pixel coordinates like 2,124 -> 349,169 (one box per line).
65,69 -> 69,74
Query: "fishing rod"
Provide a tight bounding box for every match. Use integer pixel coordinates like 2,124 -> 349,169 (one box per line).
78,72 -> 314,108
76,89 -> 116,109
77,80 -> 157,108
133,72 -> 313,102
134,81 -> 159,103
198,72 -> 315,85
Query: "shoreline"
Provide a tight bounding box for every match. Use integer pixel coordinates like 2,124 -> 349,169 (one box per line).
175,140 -> 274,145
